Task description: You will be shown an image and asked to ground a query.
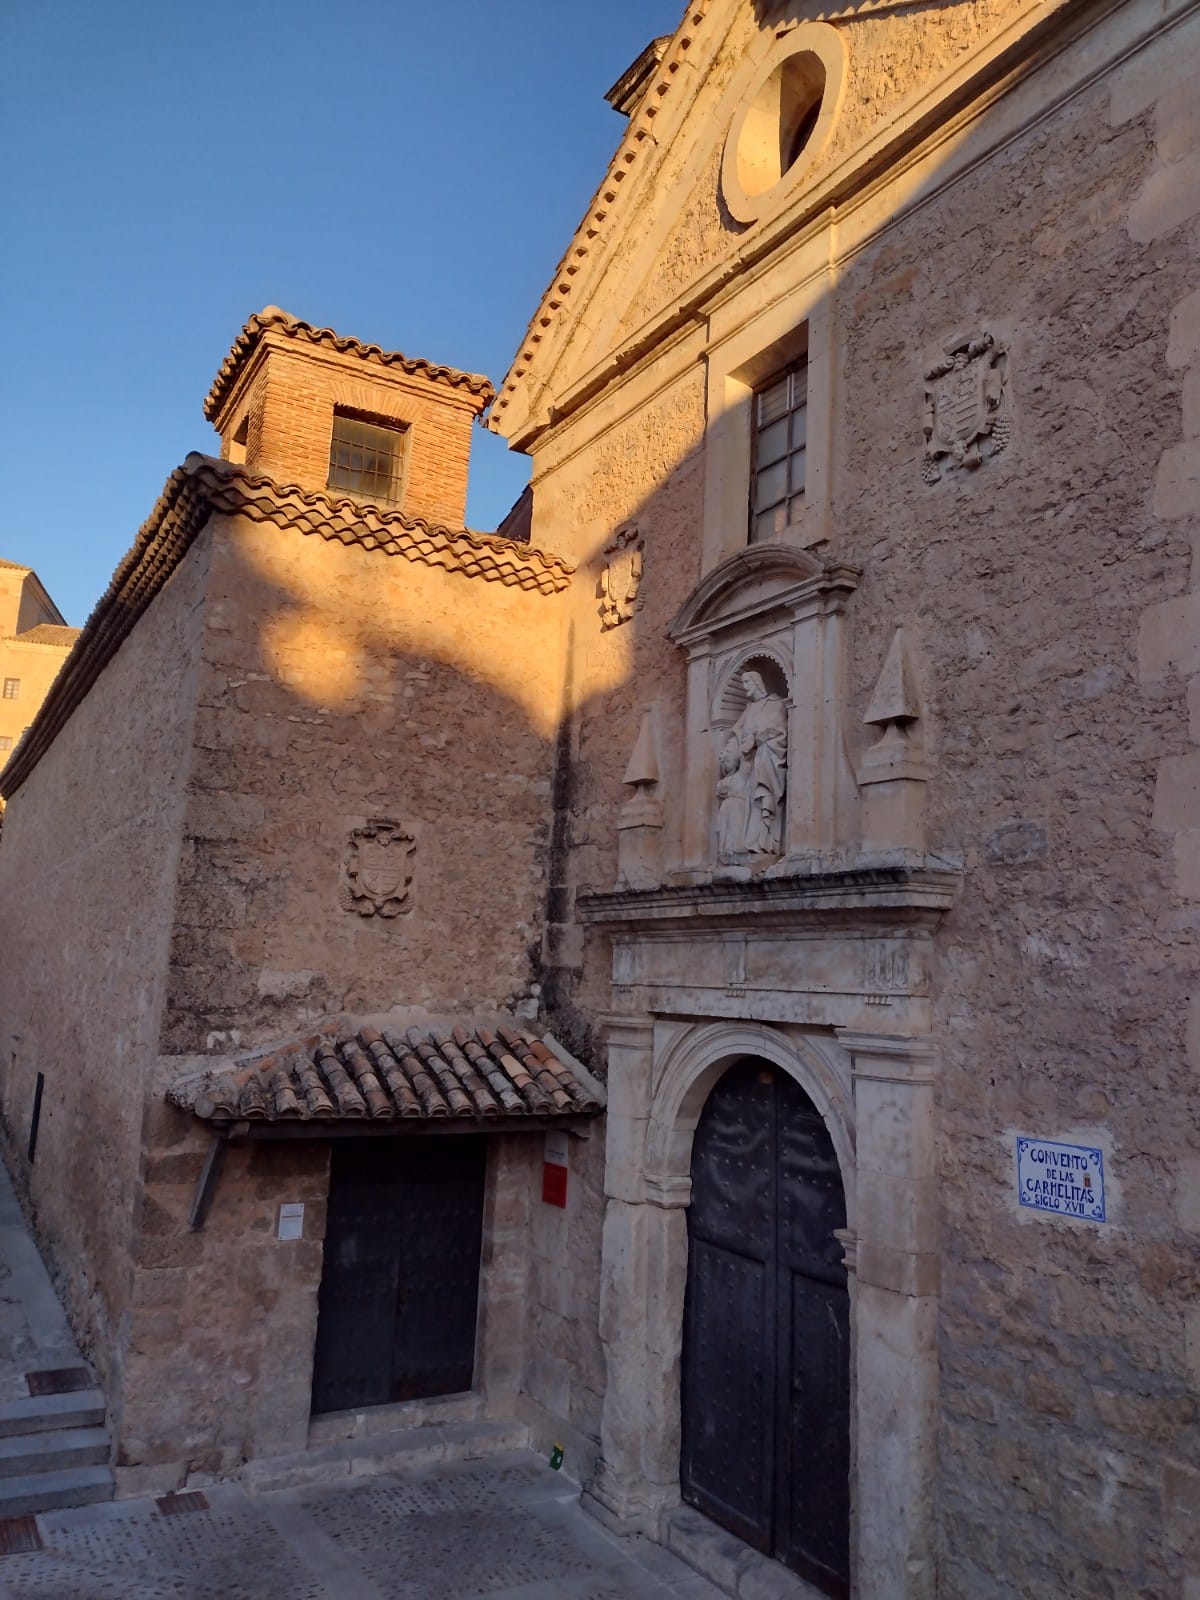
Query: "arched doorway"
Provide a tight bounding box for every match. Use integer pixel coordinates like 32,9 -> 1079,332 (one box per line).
680,1059 -> 850,1598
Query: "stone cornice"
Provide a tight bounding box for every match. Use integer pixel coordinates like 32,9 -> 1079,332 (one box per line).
0,456 -> 574,799
577,859 -> 962,929
490,3 -> 717,434
205,305 -> 494,427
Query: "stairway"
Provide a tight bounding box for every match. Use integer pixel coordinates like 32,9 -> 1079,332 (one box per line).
0,1159 -> 114,1516
0,1386 -> 112,1515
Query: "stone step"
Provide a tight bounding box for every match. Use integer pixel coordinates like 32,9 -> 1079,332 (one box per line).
0,1390 -> 106,1439
0,1463 -> 114,1517
0,1426 -> 109,1478
243,1416 -> 531,1493
308,1390 -> 484,1446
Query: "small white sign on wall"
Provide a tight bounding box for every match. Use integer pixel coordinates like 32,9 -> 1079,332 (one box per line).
1015,1138 -> 1106,1223
277,1202 -> 305,1241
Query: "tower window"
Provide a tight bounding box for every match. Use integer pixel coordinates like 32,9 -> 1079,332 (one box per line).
749,357 -> 808,542
2,679 -> 19,701
228,414 -> 249,466
327,411 -> 409,505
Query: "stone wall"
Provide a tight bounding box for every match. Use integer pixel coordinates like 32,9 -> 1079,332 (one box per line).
0,532 -> 209,1389
100,507 -> 575,1487
114,1103 -> 330,1494
832,21 -> 1198,1595
532,362 -> 708,1032
161,511 -> 565,1055
489,362 -> 708,1483
518,1122 -> 609,1478
115,1117 -> 557,1495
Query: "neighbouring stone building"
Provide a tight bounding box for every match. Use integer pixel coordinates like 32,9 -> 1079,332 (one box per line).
0,2 -> 1197,1598
0,563 -> 80,766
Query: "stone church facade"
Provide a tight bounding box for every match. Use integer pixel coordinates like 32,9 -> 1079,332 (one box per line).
0,3 -> 1197,1598
484,2 -> 1200,1594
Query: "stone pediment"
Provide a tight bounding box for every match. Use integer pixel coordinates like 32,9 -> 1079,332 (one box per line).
490,0 -> 1072,447
668,544 -> 857,643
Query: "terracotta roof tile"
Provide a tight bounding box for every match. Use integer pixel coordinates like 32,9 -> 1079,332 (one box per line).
202,459 -> 573,593
204,306 -> 494,424
168,1018 -> 605,1126
0,455 -> 574,800
14,625 -> 81,647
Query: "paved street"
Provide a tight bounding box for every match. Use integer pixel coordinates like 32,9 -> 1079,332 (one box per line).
0,1451 -> 726,1600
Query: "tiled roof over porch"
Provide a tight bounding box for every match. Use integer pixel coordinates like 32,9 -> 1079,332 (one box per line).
167,1019 -> 605,1127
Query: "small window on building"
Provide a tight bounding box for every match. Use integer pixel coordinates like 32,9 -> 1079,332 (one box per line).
0,738 -> 12,752
749,357 -> 808,543
327,411 -> 409,505
2,679 -> 19,701
228,414 -> 249,466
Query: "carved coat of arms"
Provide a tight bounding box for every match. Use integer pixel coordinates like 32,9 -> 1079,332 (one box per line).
922,332 -> 1010,482
598,521 -> 645,631
340,818 -> 415,918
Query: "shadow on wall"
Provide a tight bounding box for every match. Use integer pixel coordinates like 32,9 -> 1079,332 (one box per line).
166,519 -> 574,1055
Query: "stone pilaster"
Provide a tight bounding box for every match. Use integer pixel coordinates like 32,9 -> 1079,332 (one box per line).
838,1031 -> 939,1600
591,1191 -> 689,1532
589,1014 -> 688,1532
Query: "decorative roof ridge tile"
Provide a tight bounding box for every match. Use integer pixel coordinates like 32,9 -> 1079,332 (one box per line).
204,306 -> 495,423
193,456 -> 574,590
490,3 -> 715,429
167,1014 -> 606,1126
0,456 -> 574,800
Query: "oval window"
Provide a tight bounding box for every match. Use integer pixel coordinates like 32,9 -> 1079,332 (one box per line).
735,51 -> 826,200
721,24 -> 847,224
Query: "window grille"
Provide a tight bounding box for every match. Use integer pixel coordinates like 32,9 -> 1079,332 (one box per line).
0,737 -> 11,751
749,358 -> 808,543
327,412 -> 408,505
2,679 -> 19,701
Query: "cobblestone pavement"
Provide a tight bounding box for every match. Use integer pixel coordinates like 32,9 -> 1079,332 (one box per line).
0,1452 -> 726,1600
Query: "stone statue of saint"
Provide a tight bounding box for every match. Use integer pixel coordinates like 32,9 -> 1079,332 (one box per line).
716,669 -> 788,863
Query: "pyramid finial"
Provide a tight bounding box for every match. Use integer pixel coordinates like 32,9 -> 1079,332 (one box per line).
864,628 -> 921,728
623,711 -> 659,789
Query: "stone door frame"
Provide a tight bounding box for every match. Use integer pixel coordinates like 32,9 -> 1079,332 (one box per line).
589,1011 -> 939,1600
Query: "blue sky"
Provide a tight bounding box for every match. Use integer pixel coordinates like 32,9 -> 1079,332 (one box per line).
0,1 -> 683,624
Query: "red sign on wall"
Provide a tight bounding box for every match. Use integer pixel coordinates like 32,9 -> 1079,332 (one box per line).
542,1130 -> 569,1207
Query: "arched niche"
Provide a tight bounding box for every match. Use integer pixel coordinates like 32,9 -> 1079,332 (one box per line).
667,545 -> 861,873
713,650 -> 790,727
